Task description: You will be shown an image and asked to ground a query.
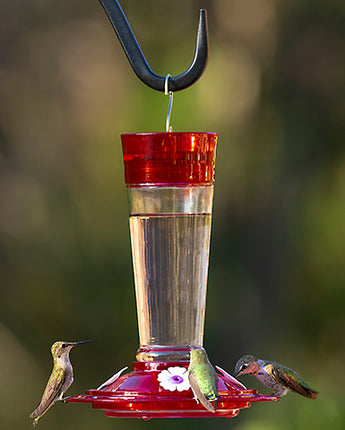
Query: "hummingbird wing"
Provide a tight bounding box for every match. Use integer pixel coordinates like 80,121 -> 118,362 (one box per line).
189,372 -> 217,412
188,365 -> 219,413
268,364 -> 319,399
30,367 -> 66,419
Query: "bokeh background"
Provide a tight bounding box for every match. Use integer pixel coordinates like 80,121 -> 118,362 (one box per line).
1,0 -> 344,429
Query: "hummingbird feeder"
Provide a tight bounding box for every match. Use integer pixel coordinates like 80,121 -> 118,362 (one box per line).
66,0 -> 277,419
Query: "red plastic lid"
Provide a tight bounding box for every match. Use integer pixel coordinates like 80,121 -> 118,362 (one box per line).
121,132 -> 217,187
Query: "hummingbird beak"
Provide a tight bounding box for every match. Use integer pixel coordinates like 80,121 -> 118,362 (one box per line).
72,340 -> 95,346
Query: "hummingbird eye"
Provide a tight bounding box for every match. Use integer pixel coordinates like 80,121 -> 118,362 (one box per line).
241,364 -> 248,371
62,344 -> 67,348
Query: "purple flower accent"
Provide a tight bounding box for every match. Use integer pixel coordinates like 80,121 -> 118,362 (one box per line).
157,366 -> 191,392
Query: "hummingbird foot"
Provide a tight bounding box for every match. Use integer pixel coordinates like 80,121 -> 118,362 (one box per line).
59,396 -> 71,403
56,394 -> 69,403
190,388 -> 200,404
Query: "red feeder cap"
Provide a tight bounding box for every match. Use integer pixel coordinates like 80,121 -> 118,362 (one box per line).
121,132 -> 217,187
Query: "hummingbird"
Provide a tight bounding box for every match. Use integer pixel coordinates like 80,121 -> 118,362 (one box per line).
30,340 -> 94,426
233,354 -> 319,399
188,347 -> 219,412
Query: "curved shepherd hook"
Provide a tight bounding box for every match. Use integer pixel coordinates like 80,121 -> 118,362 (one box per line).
98,0 -> 209,92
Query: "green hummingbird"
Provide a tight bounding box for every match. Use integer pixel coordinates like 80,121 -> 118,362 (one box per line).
188,347 -> 219,412
30,340 -> 94,426
234,354 -> 319,399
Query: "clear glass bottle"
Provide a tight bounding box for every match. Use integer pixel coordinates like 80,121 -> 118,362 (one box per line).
121,132 -> 217,361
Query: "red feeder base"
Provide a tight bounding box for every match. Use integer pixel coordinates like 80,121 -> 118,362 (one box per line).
66,361 -> 278,419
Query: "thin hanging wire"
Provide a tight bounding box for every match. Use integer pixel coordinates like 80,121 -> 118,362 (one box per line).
165,74 -> 174,132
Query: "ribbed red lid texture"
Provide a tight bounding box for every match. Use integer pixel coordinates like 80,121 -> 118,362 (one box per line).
121,132 -> 217,186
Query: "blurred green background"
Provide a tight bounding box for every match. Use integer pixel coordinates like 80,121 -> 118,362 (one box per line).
1,0 -> 344,429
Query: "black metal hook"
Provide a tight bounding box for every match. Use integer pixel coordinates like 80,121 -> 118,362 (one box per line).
98,0 -> 209,92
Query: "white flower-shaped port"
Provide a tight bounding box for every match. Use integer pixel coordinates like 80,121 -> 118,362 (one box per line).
157,366 -> 191,392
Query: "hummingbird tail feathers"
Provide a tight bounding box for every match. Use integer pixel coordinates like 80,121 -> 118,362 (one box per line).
270,365 -> 319,399
30,409 -> 39,419
298,386 -> 319,399
30,398 -> 57,422
30,404 -> 48,419
31,417 -> 39,427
